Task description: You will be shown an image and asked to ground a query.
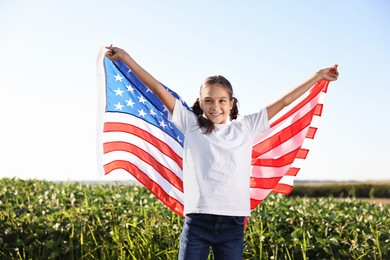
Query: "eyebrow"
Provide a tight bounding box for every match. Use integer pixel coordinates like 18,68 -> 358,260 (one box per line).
203,97 -> 229,100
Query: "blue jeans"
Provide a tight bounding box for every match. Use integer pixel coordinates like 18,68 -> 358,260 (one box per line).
178,213 -> 245,260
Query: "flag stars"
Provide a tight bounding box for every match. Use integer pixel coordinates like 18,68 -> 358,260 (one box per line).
146,87 -> 153,93
138,109 -> 147,117
138,95 -> 147,104
114,73 -> 124,82
126,85 -> 135,93
149,109 -> 157,117
126,99 -> 135,107
114,102 -> 124,111
159,120 -> 167,129
114,87 -> 124,96
177,136 -> 183,143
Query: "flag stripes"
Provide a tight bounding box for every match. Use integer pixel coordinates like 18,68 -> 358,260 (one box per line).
249,80 -> 329,210
104,159 -> 184,215
104,122 -> 183,168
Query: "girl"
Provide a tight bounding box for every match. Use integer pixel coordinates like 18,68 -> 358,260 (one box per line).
105,45 -> 339,259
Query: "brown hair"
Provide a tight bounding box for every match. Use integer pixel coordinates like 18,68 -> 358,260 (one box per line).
192,75 -> 239,134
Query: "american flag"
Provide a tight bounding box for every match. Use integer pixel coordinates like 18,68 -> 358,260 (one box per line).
249,80 -> 329,210
96,49 -> 330,216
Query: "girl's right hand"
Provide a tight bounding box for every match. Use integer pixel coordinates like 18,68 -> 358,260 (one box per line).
105,45 -> 128,61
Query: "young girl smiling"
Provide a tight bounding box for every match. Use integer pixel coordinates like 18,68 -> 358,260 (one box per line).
105,45 -> 339,260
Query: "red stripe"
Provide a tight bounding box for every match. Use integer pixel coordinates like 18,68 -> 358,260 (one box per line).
104,122 -> 182,168
270,80 -> 328,127
250,182 -> 294,209
285,167 -> 300,176
250,176 -> 282,189
252,147 -> 308,167
250,198 -> 262,210
306,127 -> 317,139
104,160 -> 184,217
104,141 -> 183,192
296,148 -> 309,159
272,183 -> 293,195
314,103 -> 323,117
252,104 -> 321,158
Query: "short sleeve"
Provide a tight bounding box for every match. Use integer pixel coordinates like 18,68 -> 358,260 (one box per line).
242,107 -> 270,137
168,98 -> 197,133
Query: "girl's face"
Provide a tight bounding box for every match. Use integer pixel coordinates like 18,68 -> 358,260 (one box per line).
199,83 -> 234,124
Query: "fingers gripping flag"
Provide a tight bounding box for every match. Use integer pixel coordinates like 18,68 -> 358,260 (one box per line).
97,48 -> 331,217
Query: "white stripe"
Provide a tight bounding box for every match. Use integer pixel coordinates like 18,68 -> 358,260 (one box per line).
277,175 -> 295,186
103,131 -> 183,180
318,90 -> 326,104
96,47 -> 108,176
310,114 -> 321,128
301,137 -> 314,150
103,150 -> 184,203
258,126 -> 309,159
250,188 -> 273,201
251,164 -> 292,178
290,158 -> 305,169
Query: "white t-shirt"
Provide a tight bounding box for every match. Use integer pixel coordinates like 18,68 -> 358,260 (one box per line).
170,99 -> 270,217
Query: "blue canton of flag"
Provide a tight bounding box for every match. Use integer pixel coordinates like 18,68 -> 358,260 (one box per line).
104,58 -> 186,145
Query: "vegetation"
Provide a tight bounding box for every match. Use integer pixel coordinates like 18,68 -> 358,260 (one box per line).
291,181 -> 390,198
1,178 -> 389,259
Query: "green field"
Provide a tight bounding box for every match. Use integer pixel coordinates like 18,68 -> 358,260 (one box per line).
1,178 -> 389,259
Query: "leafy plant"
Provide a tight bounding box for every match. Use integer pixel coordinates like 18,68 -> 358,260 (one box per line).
1,178 -> 389,259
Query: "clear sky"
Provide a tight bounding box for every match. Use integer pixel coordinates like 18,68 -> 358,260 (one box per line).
0,1 -> 389,182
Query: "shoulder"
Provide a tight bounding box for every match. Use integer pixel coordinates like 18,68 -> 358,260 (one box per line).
169,98 -> 197,132
237,108 -> 270,135
172,99 -> 196,120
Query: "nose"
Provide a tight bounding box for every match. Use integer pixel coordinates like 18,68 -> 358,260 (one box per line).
211,101 -> 219,109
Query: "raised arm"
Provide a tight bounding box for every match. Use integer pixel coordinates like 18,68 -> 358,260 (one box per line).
105,45 -> 176,114
266,65 -> 339,120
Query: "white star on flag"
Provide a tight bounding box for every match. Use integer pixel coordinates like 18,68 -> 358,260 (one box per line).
126,85 -> 135,93
149,109 -> 157,116
126,99 -> 135,107
114,87 -> 124,96
138,96 -> 147,104
114,102 -> 124,110
114,73 -> 124,82
159,120 -> 167,129
138,109 -> 147,117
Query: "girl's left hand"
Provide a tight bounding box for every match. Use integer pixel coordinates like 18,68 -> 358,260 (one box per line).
319,64 -> 339,81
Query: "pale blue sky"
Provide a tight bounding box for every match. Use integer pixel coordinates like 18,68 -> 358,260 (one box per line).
0,1 -> 389,181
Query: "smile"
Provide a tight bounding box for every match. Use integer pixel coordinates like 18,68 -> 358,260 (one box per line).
210,113 -> 222,117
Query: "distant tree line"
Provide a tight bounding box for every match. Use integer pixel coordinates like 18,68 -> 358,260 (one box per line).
290,183 -> 390,198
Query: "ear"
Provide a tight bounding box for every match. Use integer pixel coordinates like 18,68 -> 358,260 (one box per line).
229,99 -> 234,110
199,99 -> 204,110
